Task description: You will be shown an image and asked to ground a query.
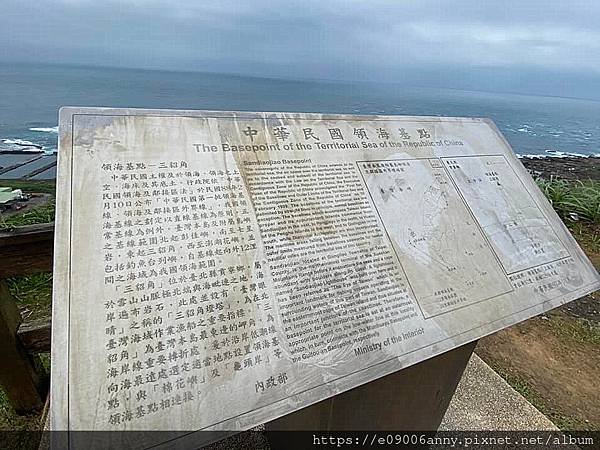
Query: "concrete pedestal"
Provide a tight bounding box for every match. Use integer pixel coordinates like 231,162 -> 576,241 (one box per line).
266,341 -> 477,432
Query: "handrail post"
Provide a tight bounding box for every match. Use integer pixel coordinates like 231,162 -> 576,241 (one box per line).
0,280 -> 46,413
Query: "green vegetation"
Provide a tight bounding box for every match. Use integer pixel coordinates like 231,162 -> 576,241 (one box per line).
487,362 -> 597,431
0,180 -> 55,195
0,387 -> 42,431
536,179 -> 600,224
0,200 -> 55,231
0,387 -> 44,450
0,275 -> 51,438
535,178 -> 600,347
0,179 -> 56,231
547,315 -> 600,346
535,178 -> 600,256
568,222 -> 600,255
6,273 -> 53,321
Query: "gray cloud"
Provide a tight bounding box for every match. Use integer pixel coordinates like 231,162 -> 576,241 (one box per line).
2,0 -> 599,90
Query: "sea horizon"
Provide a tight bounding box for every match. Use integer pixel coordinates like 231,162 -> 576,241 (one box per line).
2,61 -> 599,157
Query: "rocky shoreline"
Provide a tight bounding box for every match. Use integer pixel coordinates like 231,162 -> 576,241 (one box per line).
520,156 -> 600,181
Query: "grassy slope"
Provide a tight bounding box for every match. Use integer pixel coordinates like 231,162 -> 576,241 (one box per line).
0,180 -> 56,231
0,180 -> 56,195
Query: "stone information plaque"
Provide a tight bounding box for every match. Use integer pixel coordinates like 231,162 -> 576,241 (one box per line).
51,108 -> 599,439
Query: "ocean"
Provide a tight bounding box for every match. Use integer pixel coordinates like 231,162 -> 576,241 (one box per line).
1,62 -> 599,157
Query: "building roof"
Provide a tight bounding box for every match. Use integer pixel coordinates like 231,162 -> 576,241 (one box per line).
0,151 -> 57,180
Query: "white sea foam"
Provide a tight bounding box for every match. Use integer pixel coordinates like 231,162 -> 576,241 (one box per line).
29,126 -> 58,133
3,138 -> 38,147
545,149 -> 590,157
516,126 -> 538,136
1,138 -> 44,152
518,150 -> 600,159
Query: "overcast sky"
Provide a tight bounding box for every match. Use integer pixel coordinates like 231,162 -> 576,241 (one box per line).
3,0 -> 600,97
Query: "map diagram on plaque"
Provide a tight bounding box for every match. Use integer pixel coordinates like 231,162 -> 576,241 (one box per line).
358,159 -> 513,318
443,155 -> 570,274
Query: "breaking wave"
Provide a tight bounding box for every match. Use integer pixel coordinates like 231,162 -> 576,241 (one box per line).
518,150 -> 600,159
29,126 -> 58,134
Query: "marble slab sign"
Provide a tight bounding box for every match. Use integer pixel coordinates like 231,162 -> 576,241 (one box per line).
51,108 -> 599,442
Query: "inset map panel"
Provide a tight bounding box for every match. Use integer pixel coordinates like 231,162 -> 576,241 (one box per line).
358,159 -> 513,318
443,155 -> 570,274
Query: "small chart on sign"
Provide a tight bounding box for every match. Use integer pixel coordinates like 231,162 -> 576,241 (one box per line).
357,159 -> 513,318
51,108 -> 599,448
443,155 -> 570,274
